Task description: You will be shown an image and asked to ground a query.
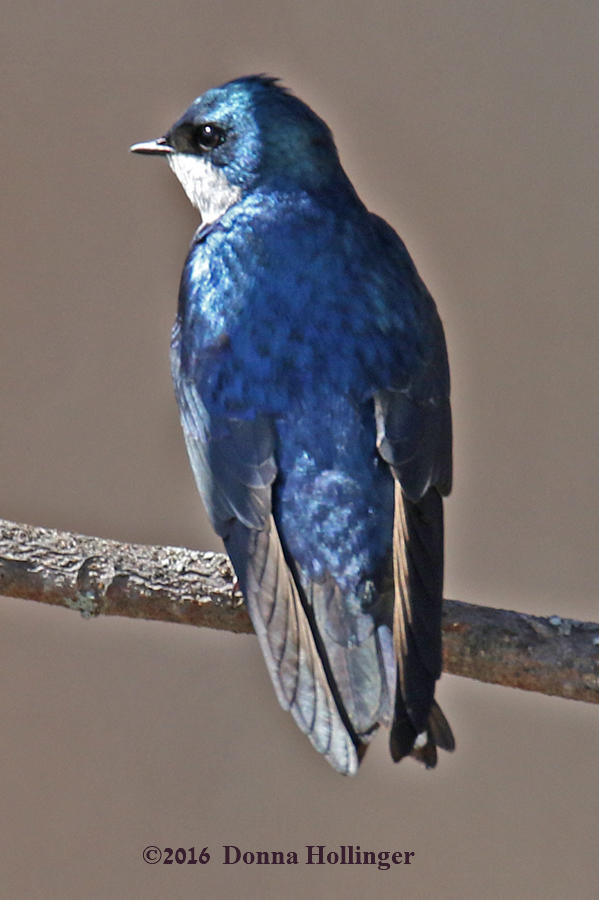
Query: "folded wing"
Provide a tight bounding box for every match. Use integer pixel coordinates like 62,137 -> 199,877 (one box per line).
375,313 -> 455,766
173,369 -> 361,774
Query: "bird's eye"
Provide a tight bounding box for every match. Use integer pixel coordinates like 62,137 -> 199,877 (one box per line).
196,123 -> 225,151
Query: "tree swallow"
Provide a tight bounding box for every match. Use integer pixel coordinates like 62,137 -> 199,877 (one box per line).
131,75 -> 454,774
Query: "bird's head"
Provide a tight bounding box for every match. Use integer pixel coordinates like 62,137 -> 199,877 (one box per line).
131,75 -> 347,224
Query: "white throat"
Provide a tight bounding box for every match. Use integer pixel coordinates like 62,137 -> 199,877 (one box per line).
167,154 -> 242,224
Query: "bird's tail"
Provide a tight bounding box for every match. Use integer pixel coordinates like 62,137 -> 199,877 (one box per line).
390,695 -> 454,768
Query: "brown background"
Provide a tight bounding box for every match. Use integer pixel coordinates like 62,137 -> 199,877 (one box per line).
2,2 -> 598,897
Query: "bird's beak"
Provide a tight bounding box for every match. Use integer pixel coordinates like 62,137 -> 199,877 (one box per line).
129,136 -> 174,155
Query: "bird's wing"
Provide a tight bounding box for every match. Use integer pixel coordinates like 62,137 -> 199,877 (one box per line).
173,371 -> 360,775
374,301 -> 454,765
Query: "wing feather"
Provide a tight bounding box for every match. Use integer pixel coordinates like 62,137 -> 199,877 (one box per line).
226,517 -> 359,773
173,372 -> 359,773
375,322 -> 454,764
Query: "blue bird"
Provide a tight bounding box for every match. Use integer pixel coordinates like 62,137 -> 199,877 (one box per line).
131,76 -> 454,774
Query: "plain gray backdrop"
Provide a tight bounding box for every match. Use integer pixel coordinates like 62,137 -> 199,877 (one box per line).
2,2 -> 598,897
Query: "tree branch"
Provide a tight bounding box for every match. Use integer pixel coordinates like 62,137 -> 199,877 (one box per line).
2,517 -> 599,704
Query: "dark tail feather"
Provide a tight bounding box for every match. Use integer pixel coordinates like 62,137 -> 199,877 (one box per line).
390,697 -> 454,768
427,699 -> 455,751
389,684 -> 418,761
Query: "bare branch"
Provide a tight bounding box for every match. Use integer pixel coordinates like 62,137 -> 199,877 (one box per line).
2,517 -> 599,704
0,518 -> 251,632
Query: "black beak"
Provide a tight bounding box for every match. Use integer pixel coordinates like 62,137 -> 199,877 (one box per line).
129,136 -> 174,155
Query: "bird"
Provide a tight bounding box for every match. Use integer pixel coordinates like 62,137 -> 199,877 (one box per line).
131,75 -> 454,775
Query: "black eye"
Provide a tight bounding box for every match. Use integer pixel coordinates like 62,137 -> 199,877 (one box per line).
195,123 -> 225,151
